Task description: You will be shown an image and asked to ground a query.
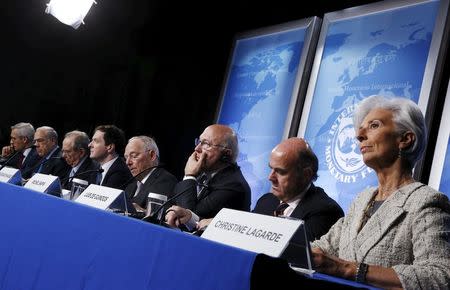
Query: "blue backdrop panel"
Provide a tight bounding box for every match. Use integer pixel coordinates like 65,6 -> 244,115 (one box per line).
0,183 -> 256,290
300,0 -> 442,212
217,19 -> 317,209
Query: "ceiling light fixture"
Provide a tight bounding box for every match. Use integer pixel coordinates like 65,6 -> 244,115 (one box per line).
45,0 -> 96,29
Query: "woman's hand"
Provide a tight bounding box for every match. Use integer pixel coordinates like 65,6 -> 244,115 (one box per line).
311,247 -> 356,279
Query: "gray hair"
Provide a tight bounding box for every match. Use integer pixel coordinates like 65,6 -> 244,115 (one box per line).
11,122 -> 35,143
64,130 -> 90,153
129,136 -> 160,160
353,95 -> 426,168
36,126 -> 58,142
221,129 -> 239,162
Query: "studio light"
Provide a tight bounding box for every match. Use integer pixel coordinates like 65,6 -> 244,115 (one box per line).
45,0 -> 96,29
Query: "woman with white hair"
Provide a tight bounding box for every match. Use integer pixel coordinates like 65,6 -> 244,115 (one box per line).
311,95 -> 450,289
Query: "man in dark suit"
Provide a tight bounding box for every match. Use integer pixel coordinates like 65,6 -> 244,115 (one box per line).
1,122 -> 41,179
61,130 -> 100,190
33,126 -> 70,181
169,137 -> 343,243
252,138 -> 343,242
166,124 -> 251,229
124,135 -> 177,212
88,125 -> 132,190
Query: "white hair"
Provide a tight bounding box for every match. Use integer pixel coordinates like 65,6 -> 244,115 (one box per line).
353,95 -> 426,168
128,136 -> 160,159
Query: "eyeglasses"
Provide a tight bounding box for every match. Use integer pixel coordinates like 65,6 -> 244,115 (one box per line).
194,138 -> 227,150
33,138 -> 48,144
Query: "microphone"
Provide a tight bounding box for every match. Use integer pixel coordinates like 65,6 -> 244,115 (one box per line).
118,163 -> 163,190
0,145 -> 37,170
61,168 -> 104,188
21,156 -> 61,177
0,150 -> 22,171
142,179 -> 209,226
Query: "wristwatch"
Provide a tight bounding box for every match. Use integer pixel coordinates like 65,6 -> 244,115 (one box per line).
355,262 -> 369,283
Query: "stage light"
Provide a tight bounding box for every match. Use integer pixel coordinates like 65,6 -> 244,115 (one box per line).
45,0 -> 96,29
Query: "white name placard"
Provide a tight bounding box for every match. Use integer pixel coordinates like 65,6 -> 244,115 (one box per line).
0,167 -> 22,185
75,184 -> 123,210
24,173 -> 60,194
201,208 -> 303,257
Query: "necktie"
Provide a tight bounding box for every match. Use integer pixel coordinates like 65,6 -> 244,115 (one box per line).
17,153 -> 25,169
274,202 -> 289,217
37,159 -> 46,173
69,168 -> 76,178
134,181 -> 143,198
96,171 -> 103,185
197,173 -> 210,197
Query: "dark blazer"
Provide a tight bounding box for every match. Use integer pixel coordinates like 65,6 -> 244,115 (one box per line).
125,167 -> 178,208
63,157 -> 100,190
173,164 -> 251,219
253,184 -> 344,243
1,147 -> 42,179
20,147 -> 42,179
101,157 -> 132,190
39,147 -> 71,181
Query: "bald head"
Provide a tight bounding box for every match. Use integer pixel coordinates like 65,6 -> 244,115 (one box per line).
269,137 -> 318,201
272,137 -> 309,160
202,124 -> 238,162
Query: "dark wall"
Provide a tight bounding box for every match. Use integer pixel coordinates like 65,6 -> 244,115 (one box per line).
1,0 -> 448,180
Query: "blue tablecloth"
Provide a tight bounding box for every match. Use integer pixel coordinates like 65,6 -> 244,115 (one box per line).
0,182 -> 256,290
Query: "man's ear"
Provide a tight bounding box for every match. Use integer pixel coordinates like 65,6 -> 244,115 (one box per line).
301,166 -> 313,183
106,143 -> 115,154
149,150 -> 157,161
399,131 -> 415,150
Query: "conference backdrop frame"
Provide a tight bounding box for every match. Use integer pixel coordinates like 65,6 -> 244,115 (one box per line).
429,79 -> 450,196
296,0 -> 449,212
215,17 -> 321,208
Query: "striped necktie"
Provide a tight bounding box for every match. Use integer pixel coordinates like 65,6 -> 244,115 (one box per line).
274,202 -> 289,217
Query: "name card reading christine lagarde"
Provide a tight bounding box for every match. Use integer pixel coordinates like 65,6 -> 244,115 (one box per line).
201,208 -> 303,257
75,184 -> 123,210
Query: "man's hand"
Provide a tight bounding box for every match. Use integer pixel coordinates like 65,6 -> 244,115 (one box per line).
132,202 -> 145,213
184,151 -> 206,177
165,205 -> 192,227
1,145 -> 13,158
197,218 -> 213,230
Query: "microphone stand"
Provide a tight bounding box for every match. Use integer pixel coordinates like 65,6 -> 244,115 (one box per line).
0,150 -> 21,171
118,163 -> 163,190
115,164 -> 162,217
142,181 -> 209,226
21,156 -> 61,178
61,168 -> 104,188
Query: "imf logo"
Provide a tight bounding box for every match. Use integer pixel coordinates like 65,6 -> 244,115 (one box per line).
325,104 -> 373,183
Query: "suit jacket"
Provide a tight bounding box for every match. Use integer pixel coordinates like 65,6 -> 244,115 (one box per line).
0,147 -> 42,179
39,147 -> 71,181
173,164 -> 251,219
313,182 -> 450,290
20,147 -> 41,179
125,167 -> 178,208
63,157 -> 100,190
101,157 -> 132,190
253,184 -> 344,243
